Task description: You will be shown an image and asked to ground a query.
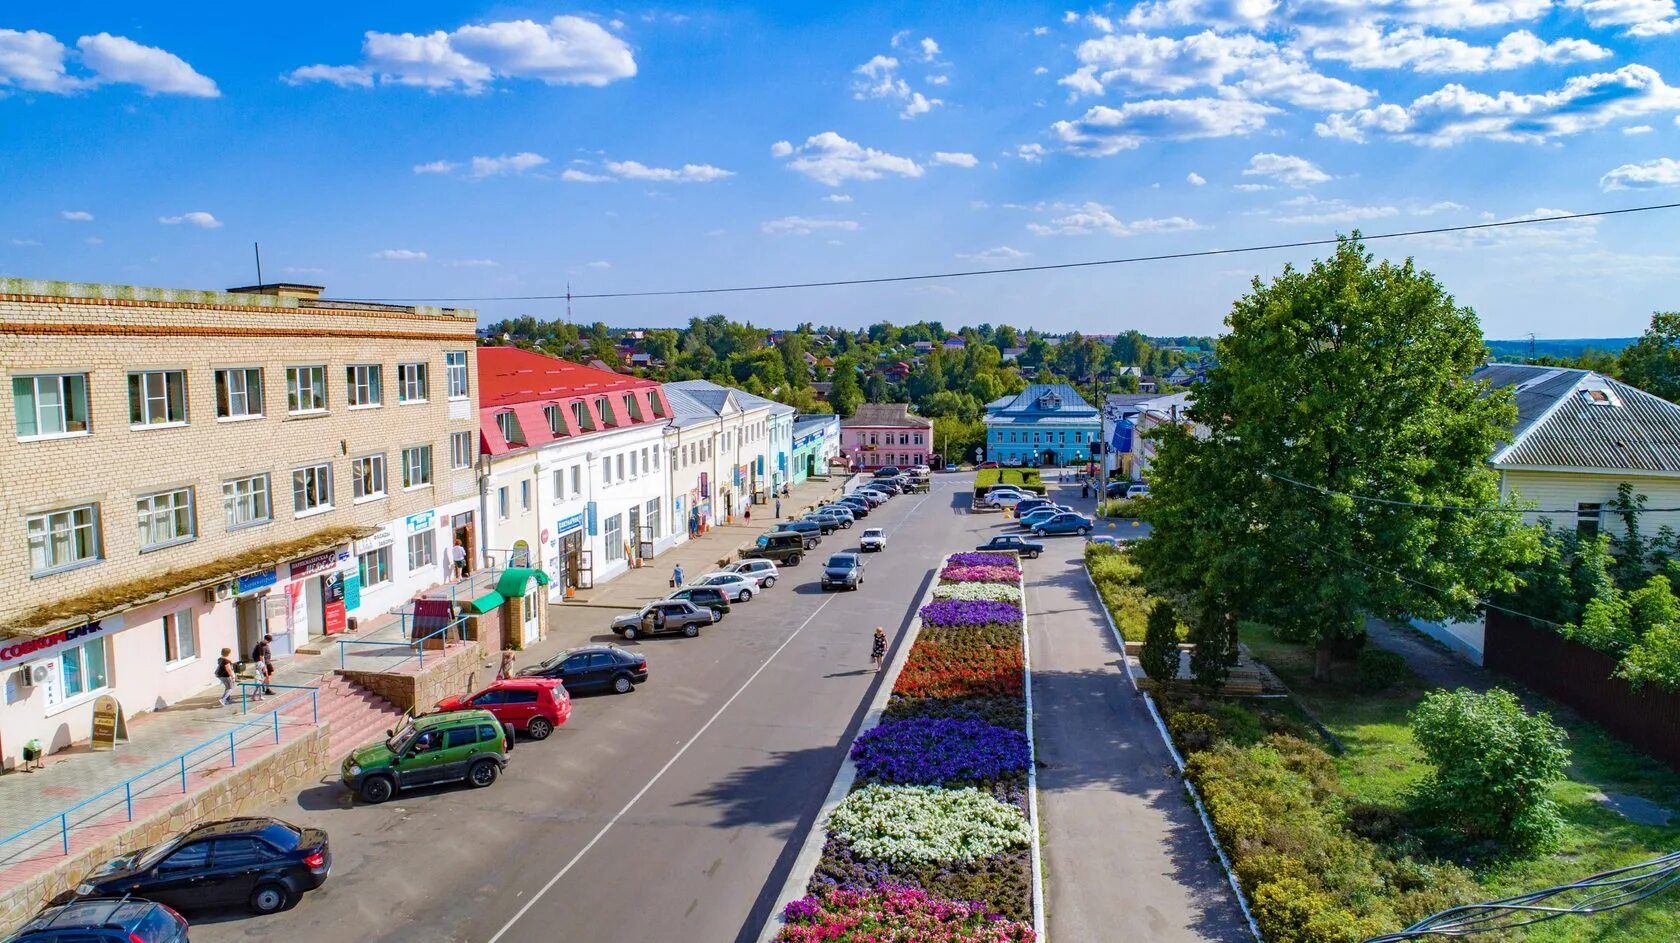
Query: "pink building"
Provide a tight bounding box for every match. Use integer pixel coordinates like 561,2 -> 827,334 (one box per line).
841,403 -> 934,469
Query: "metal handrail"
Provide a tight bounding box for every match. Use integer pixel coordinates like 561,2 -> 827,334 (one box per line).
0,686 -> 318,865
237,682 -> 319,724
336,615 -> 470,670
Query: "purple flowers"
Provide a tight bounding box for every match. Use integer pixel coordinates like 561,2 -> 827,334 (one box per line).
851,717 -> 1031,785
947,552 -> 1019,568
921,599 -> 1024,628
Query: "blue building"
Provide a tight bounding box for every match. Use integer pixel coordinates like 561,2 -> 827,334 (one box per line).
984,383 -> 1101,467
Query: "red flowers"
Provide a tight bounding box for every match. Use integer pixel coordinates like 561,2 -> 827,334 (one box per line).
896,638 -> 1025,701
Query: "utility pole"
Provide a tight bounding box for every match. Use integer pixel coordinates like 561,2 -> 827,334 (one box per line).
1528,332 -> 1537,361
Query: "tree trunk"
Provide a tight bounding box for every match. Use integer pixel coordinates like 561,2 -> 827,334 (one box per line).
1314,638 -> 1334,682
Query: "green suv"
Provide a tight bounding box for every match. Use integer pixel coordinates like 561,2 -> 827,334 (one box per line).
342,709 -> 511,804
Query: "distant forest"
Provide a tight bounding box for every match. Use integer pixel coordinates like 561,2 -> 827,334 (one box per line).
1485,337 -> 1636,361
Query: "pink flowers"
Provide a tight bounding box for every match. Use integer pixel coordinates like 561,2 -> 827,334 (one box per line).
777,884 -> 1035,942
941,564 -> 1022,583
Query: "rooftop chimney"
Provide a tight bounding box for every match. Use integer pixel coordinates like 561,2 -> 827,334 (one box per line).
227,283 -> 325,301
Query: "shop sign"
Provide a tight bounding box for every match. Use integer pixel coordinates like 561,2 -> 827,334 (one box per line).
236,568 -> 277,594
734,465 -> 746,487
698,472 -> 710,498
557,511 -> 585,536
90,695 -> 126,750
406,510 -> 435,533
323,573 -> 348,635
354,530 -> 395,554
0,615 -> 123,665
288,549 -> 343,579
586,502 -> 598,537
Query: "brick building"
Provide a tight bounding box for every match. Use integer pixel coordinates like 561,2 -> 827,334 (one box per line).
0,279 -> 479,766
840,403 -> 933,470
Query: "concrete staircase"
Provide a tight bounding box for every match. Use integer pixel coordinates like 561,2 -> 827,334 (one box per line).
277,675 -> 408,766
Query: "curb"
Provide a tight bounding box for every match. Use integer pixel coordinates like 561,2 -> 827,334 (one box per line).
1021,562 -> 1048,941
1082,566 -> 1265,943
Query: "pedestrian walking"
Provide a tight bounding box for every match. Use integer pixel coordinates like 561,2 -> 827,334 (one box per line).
497,648 -> 516,680
215,648 -> 236,706
673,563 -> 685,588
744,506 -> 752,523
449,540 -> 467,579
251,634 -> 276,696
775,498 -> 782,518
871,626 -> 887,672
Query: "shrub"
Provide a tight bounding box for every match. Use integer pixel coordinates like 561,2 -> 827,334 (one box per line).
1356,648 -> 1406,690
827,784 -> 1031,867
1097,497 -> 1141,518
1166,711 -> 1221,753
1618,623 -> 1680,692
1140,600 -> 1183,682
973,468 -> 1045,496
1084,543 -> 1151,641
851,718 -> 1031,786
1407,687 -> 1570,855
883,695 -> 1028,732
920,599 -> 1025,628
777,883 -> 1036,943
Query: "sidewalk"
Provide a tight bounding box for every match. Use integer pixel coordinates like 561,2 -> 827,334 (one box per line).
1027,482 -> 1249,942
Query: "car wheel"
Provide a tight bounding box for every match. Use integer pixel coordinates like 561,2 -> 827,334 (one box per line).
612,674 -> 634,694
740,588 -> 753,601
763,576 -> 776,588
527,717 -> 554,741
1031,551 -> 1041,559
249,882 -> 290,915
683,623 -> 700,638
787,553 -> 801,566
622,625 -> 639,640
359,776 -> 395,804
468,759 -> 499,788
1078,526 -> 1090,536
711,608 -> 726,621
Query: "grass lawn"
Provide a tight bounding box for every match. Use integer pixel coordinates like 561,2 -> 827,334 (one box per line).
1242,624 -> 1680,943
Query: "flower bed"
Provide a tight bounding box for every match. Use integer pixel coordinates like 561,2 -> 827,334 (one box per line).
786,551 -> 1037,941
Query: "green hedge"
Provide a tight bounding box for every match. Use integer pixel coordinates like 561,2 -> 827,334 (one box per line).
972,468 -> 1046,497
1084,542 -> 1151,641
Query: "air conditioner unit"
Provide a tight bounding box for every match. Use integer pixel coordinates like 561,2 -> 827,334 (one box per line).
19,663 -> 49,688
204,581 -> 233,604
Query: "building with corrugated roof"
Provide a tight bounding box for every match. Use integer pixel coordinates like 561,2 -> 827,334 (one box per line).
841,403 -> 933,470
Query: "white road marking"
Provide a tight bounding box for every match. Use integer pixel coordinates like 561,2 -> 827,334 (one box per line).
487,481 -> 936,943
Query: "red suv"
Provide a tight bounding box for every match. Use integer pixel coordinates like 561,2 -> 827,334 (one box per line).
435,678 -> 571,740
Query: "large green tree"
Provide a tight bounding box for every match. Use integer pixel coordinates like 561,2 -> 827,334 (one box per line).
1617,311 -> 1680,401
1137,238 -> 1538,680
829,357 -> 863,416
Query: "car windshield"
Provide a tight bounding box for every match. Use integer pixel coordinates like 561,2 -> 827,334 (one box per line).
826,555 -> 854,567
864,529 -> 883,537
386,718 -> 417,754
132,835 -> 185,871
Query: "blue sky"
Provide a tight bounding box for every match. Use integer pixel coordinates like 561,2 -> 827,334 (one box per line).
2,1 -> 1678,337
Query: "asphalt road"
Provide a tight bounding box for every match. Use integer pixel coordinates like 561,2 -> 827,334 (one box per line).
190,473 -> 1006,943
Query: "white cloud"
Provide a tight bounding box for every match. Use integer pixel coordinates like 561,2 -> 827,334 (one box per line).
928,74 -> 950,85
900,91 -> 941,118
1274,195 -> 1399,224
604,160 -> 734,182
449,258 -> 499,267
852,49 -> 943,119
1027,201 -> 1202,236
1316,65 -> 1680,146
1564,0 -> 1680,37
1034,65 -> 1050,75
1601,157 -> 1680,190
1017,143 -> 1048,162
413,160 -> 458,174
1415,206 -> 1597,251
1413,200 -> 1466,215
1130,0 -> 1549,30
1297,25 -> 1610,73
470,152 -> 549,177
1034,26 -> 1052,36
288,16 -> 635,93
1244,152 -> 1330,186
958,246 -> 1031,265
585,260 -> 612,268
920,37 -> 942,60
282,266 -> 326,274
561,168 -> 612,183
761,216 -> 862,235
10,239 -> 41,246
822,193 -> 854,202
1624,124 -> 1655,134
772,132 -> 923,186
84,237 -> 101,246
158,211 -> 221,228
931,151 -> 979,167
1232,182 -> 1272,191
371,248 -> 427,260
1187,171 -> 1207,185
0,29 -> 218,96
1125,0 -> 1278,29
60,210 -> 93,221
1061,31 -> 1371,110
0,29 -> 80,92
1052,98 -> 1277,154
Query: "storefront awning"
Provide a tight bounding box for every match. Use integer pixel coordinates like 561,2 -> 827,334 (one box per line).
495,567 -> 551,598
465,591 -> 506,615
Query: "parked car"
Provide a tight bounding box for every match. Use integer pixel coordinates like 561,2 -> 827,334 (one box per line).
815,505 -> 855,525
67,818 -> 329,916
520,644 -> 648,694
868,480 -> 904,495
612,600 -> 715,640
724,558 -> 780,587
799,514 -> 840,535
665,585 -> 732,619
977,535 -> 1044,558
1104,480 -> 1129,499
1015,497 -> 1057,516
1001,457 -> 1024,467
859,527 -> 887,552
1125,483 -> 1151,499
342,710 -> 511,804
835,497 -> 872,517
1033,512 -> 1095,536
809,508 -> 852,529
1017,506 -> 1071,529
849,490 -> 887,508
695,572 -> 758,601
13,899 -> 188,943
873,466 -> 901,478
945,463 -> 959,472
781,519 -> 826,543
986,491 -> 1028,508
913,464 -> 931,476
434,677 -> 570,740
821,552 -> 866,591
1088,534 -> 1120,548
977,461 -> 1000,469
743,531 -> 808,565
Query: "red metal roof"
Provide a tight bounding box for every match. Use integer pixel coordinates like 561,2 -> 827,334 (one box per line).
476,347 -> 669,457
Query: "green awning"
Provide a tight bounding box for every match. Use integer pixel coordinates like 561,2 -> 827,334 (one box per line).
465,591 -> 506,614
495,567 -> 550,597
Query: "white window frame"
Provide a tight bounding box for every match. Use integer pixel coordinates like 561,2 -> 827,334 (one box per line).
545,405 -> 563,436
498,486 -> 510,519
604,513 -> 624,562
402,445 -> 433,489
645,498 -> 661,540
629,450 -> 638,479
222,474 -> 271,531
292,463 -> 333,517
12,373 -> 91,440
358,545 -> 392,587
450,431 -> 474,469
49,636 -> 110,708
346,364 -> 383,409
286,366 -> 328,415
496,411 -> 520,444
397,362 -> 429,404
26,504 -> 101,576
570,465 -> 581,497
136,487 -> 196,551
213,367 -> 264,421
163,608 -> 197,666
352,454 -> 387,502
407,530 -> 435,571
445,351 -> 469,400
128,370 -> 188,428
601,457 -> 612,486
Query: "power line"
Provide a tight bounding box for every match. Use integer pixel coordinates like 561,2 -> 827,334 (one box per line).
1261,471 -> 1680,516
352,201 -> 1680,304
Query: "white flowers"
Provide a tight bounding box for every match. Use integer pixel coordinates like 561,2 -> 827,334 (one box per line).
827,783 -> 1030,866
932,582 -> 1023,603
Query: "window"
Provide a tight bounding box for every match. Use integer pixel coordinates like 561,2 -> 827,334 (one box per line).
520,479 -> 531,510
569,465 -> 581,497
346,364 -> 382,408
211,839 -> 271,869
645,498 -> 661,540
352,454 -> 386,501
495,411 -> 521,445
213,368 -> 264,419
59,636 -> 109,700
450,431 -> 474,469
12,373 -> 90,438
155,843 -> 209,876
136,488 -> 195,550
571,401 -> 591,431
358,546 -> 391,587
222,475 -> 270,530
648,391 -> 665,417
286,366 -> 327,414
616,454 -> 625,481
27,504 -> 100,574
601,457 -> 611,486
128,370 -> 187,427
629,451 -> 638,479
596,397 -> 613,426
446,350 -> 469,399
552,468 -> 563,497
652,447 -> 660,470
604,514 -> 624,562
498,486 -> 510,519
163,609 -> 196,664
545,405 -> 563,436
402,445 -> 432,489
292,463 -> 332,515
869,433 -> 878,446
914,433 -> 923,445
624,393 -> 642,421
407,530 -> 435,570
641,448 -> 650,473
398,362 -> 429,403
444,727 -> 479,750
1577,502 -> 1603,540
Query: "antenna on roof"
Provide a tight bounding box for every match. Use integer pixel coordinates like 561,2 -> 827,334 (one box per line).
253,242 -> 264,287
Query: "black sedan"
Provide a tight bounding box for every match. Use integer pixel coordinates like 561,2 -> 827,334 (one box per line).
12,898 -> 188,943
835,498 -> 871,518
521,644 -> 649,694
68,817 -> 329,916
977,535 -> 1044,559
